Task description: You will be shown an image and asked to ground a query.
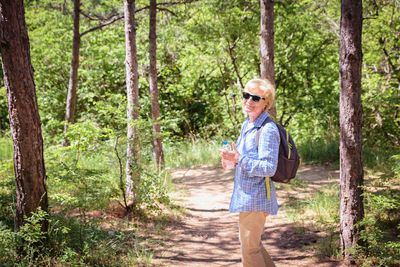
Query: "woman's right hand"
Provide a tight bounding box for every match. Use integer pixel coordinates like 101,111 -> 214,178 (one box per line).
220,143 -> 239,168
221,158 -> 227,169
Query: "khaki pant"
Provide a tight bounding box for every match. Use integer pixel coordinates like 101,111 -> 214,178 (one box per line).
239,211 -> 275,267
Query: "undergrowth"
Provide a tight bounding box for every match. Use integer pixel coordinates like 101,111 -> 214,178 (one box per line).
0,123 -> 182,266
281,150 -> 400,266
1,132 -> 400,265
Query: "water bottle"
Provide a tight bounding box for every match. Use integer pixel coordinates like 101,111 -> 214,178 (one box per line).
222,141 -> 234,170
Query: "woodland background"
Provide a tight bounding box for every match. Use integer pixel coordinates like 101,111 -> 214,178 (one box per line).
0,0 -> 399,266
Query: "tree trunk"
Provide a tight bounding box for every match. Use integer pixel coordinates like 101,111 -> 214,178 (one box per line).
124,0 -> 141,202
0,0 -> 48,232
339,0 -> 364,260
63,0 -> 81,146
149,0 -> 164,169
260,0 -> 276,120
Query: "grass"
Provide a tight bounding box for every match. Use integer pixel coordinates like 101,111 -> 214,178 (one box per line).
297,137 -> 399,173
1,134 -> 399,265
163,138 -> 221,168
280,156 -> 400,264
283,182 -> 339,222
0,136 -> 12,162
305,183 -> 339,223
0,208 -> 165,266
297,138 -> 339,166
0,133 -> 182,266
282,182 -> 341,259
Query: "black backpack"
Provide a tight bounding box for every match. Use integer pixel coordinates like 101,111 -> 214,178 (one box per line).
255,116 -> 301,183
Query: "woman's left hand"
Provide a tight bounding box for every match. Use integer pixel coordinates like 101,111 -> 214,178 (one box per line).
220,143 -> 240,165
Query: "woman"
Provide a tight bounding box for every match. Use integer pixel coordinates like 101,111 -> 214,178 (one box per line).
221,78 -> 279,267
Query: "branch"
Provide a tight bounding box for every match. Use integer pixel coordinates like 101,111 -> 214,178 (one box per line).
79,0 -> 201,37
80,11 -> 99,21
114,135 -> 129,212
80,10 -> 117,21
218,61 -> 235,128
80,14 -> 124,37
157,0 -> 201,7
227,37 -> 244,89
157,7 -> 177,16
379,37 -> 400,83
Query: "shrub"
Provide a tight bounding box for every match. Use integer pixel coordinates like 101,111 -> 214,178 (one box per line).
356,190 -> 400,266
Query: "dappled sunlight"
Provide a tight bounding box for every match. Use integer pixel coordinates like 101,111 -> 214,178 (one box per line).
152,165 -> 349,267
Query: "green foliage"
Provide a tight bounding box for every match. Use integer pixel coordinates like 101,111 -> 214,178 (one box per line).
284,182 -> 339,225
363,145 -> 399,172
356,189 -> 400,266
297,138 -> 339,165
0,137 -> 14,229
0,128 -> 176,265
18,208 -> 48,245
0,135 -> 13,162
392,154 -> 400,179
353,155 -> 400,266
282,182 -> 341,258
306,184 -> 340,225
0,221 -> 15,264
26,4 -> 72,129
275,0 -> 339,134
0,207 -> 160,266
20,0 -> 400,154
0,179 -> 14,229
164,138 -> 221,168
0,0 -> 398,264
45,122 -> 116,215
135,169 -> 171,215
362,0 -> 400,149
0,88 -> 8,131
0,207 -> 49,266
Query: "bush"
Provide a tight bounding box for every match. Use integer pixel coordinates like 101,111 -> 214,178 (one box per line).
135,169 -> 172,215
356,189 -> 400,266
0,207 -> 50,266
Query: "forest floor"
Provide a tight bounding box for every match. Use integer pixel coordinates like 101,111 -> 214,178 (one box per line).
151,164 -> 351,267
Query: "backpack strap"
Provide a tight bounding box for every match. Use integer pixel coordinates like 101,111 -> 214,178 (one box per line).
255,115 -> 274,150
255,115 -> 274,200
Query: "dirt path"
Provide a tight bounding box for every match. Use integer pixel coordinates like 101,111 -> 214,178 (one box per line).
153,165 -> 350,267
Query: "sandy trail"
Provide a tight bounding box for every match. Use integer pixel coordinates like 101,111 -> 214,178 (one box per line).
153,165 -> 349,267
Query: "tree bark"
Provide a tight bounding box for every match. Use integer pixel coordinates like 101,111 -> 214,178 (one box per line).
0,0 -> 48,232
260,0 -> 276,120
339,0 -> 364,260
63,0 -> 81,146
149,0 -> 164,169
124,0 -> 141,202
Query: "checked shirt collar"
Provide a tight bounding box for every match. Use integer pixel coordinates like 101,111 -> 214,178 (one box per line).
244,111 -> 270,133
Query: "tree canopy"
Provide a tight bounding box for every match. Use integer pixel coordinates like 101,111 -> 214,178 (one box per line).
0,0 -> 397,149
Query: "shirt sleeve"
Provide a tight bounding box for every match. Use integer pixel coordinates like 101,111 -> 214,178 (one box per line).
237,122 -> 280,178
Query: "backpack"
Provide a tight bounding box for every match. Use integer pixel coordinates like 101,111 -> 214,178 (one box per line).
255,116 -> 301,183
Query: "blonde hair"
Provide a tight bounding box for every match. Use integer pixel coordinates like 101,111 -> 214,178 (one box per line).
244,78 -> 275,109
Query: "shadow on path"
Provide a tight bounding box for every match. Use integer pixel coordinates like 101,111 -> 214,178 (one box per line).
153,165 -> 349,267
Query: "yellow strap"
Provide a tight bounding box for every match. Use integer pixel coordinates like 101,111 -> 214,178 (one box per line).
287,131 -> 291,159
266,177 -> 271,201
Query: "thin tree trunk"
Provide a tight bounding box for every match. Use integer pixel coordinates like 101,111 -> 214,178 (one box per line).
124,0 -> 141,202
63,0 -> 81,146
149,0 -> 164,169
0,0 -> 48,232
339,0 -> 364,260
260,0 -> 276,120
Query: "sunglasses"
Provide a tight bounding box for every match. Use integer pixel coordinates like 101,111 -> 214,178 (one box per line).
242,92 -> 265,103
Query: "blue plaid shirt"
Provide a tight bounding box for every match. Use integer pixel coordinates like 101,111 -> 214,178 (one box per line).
229,111 -> 280,214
